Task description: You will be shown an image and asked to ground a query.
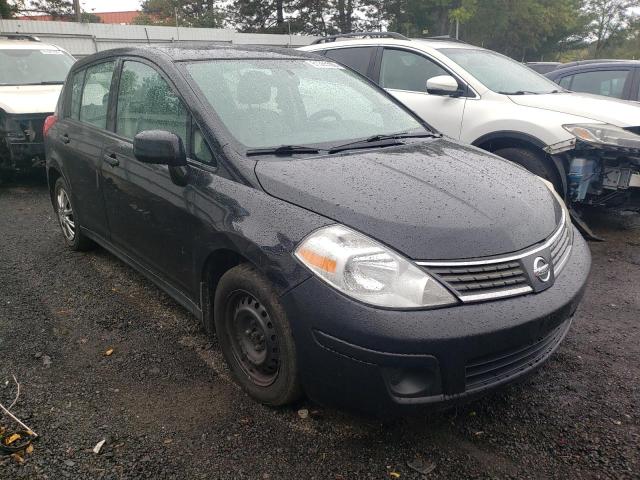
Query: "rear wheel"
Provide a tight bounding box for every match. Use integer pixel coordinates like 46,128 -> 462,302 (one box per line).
214,264 -> 302,406
494,147 -> 563,194
53,177 -> 94,251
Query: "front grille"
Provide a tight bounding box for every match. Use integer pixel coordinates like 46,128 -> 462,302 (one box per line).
419,209 -> 572,303
465,320 -> 570,391
429,261 -> 530,300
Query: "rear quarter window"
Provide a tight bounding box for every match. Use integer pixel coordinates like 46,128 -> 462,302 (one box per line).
324,47 -> 376,78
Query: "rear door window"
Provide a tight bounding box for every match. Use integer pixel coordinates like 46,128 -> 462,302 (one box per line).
79,62 -> 115,129
115,61 -> 187,143
324,47 -> 376,78
380,49 -> 448,92
569,69 -> 630,99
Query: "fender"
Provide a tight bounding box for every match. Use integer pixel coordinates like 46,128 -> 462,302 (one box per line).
471,130 -> 548,150
472,130 -> 568,197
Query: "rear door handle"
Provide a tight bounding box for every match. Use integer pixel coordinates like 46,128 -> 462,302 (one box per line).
60,134 -> 70,144
103,153 -> 119,167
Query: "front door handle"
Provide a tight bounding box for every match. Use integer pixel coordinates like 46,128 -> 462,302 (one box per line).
60,134 -> 70,144
103,153 -> 119,167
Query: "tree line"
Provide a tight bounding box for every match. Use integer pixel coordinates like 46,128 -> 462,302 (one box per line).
2,0 -> 639,61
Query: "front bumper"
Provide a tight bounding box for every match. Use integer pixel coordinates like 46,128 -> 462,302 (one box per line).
0,113 -> 49,174
281,229 -> 591,413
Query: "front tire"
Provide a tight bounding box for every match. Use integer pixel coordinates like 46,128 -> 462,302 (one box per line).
53,177 -> 94,251
494,147 -> 563,194
214,264 -> 302,406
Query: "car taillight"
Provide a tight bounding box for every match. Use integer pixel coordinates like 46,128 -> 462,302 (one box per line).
43,115 -> 57,137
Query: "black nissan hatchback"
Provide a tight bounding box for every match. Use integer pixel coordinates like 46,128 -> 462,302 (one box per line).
44,45 -> 590,413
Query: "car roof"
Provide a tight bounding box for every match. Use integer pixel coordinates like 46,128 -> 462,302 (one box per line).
73,44 -> 318,70
554,59 -> 640,70
302,37 -> 480,51
0,37 -> 60,50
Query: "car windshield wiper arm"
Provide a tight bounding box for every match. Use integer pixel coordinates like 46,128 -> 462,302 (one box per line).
328,131 -> 440,154
498,90 -> 541,95
246,145 -> 324,157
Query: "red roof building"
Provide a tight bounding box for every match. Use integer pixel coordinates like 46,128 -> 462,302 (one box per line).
17,11 -> 141,25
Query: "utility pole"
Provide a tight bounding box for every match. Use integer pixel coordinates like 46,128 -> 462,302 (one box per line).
73,0 -> 81,22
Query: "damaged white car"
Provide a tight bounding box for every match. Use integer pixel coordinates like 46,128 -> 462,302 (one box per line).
0,34 -> 74,180
301,34 -> 640,212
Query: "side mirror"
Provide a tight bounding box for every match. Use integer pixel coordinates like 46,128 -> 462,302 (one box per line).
133,130 -> 187,167
426,75 -> 462,97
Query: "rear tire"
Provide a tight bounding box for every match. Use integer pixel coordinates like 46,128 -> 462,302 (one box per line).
494,147 -> 563,194
53,177 -> 94,251
214,264 -> 302,406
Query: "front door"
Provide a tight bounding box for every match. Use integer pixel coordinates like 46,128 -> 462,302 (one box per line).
378,48 -> 467,139
100,59 -> 194,293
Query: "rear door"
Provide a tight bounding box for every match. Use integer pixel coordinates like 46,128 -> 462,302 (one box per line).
55,61 -> 117,239
375,47 -> 468,138
100,59 -> 198,293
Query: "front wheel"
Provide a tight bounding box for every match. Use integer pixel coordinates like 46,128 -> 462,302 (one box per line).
214,264 -> 302,406
493,147 -> 563,195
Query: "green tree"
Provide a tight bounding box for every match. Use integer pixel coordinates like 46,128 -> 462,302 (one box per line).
135,0 -> 223,28
226,0 -> 292,33
1,0 -> 22,18
583,0 -> 636,55
462,0 -> 588,61
29,0 -> 74,18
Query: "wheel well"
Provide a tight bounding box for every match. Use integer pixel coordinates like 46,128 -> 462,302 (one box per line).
47,166 -> 61,203
475,136 -> 542,155
475,136 -> 567,196
200,248 -> 249,334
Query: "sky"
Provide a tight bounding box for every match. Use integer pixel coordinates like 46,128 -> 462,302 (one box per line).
79,0 -> 142,13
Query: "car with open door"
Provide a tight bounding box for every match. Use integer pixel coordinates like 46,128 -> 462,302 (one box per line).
0,34 -> 74,181
45,45 -> 590,414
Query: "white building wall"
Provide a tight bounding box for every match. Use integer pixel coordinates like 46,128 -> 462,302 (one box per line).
0,19 -> 319,57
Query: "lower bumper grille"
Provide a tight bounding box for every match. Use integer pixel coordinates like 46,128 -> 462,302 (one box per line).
465,320 -> 570,391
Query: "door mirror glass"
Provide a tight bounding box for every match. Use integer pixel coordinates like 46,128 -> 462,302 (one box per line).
133,130 -> 187,166
426,75 -> 461,96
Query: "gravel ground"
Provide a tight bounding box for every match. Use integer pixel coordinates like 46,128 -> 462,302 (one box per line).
0,179 -> 638,479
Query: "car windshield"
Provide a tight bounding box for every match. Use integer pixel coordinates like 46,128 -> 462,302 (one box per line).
0,48 -> 75,86
185,59 -> 425,150
439,48 -> 561,95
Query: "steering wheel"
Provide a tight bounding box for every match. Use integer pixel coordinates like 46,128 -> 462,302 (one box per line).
309,109 -> 342,122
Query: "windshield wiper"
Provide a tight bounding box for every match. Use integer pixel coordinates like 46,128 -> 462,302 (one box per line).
246,145 -> 324,157
498,90 -> 541,95
328,131 -> 440,154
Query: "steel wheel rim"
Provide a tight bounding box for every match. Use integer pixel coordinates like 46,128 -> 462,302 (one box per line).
226,290 -> 280,387
56,188 -> 75,241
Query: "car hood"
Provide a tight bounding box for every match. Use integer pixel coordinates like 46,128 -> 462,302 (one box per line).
508,92 -> 640,127
255,139 -> 561,260
0,85 -> 62,114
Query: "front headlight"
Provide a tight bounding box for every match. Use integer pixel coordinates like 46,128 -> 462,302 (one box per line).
294,225 -> 457,308
563,123 -> 640,149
